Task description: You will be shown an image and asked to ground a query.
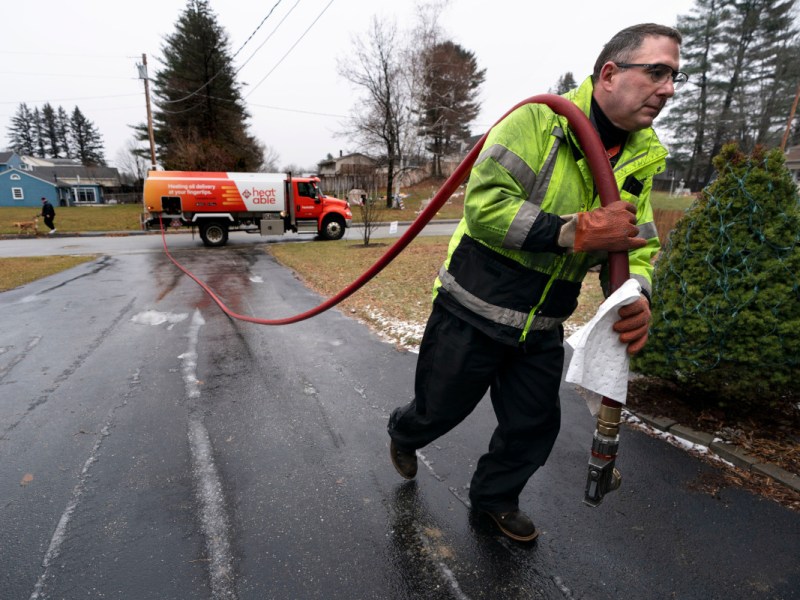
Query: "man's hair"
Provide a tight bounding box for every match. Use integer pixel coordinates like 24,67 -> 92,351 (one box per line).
592,23 -> 682,82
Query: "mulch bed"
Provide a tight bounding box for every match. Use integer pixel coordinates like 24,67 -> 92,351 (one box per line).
626,376 -> 800,511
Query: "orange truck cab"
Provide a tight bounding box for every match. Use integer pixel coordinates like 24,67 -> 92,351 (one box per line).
142,171 -> 352,247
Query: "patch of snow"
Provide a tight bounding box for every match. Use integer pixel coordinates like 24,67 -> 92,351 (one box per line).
622,410 -> 735,468
363,308 -> 425,352
131,309 -> 189,330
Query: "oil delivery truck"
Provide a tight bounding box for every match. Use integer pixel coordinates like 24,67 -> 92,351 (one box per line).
142,170 -> 352,247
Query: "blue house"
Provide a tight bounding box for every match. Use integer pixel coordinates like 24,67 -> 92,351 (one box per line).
0,152 -> 122,207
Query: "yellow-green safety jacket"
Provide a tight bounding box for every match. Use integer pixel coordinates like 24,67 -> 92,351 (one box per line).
433,76 -> 665,346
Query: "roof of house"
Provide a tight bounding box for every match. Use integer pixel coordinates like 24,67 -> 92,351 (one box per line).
21,156 -> 82,167
52,166 -> 120,185
20,165 -> 121,186
0,151 -> 14,164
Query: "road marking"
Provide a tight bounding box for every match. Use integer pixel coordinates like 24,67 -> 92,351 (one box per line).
181,309 -> 238,600
417,450 -> 444,481
412,523 -> 471,600
29,410 -> 118,600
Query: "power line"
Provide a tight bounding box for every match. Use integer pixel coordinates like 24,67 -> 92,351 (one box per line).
248,102 -> 346,118
244,0 -> 336,100
230,0 -> 286,60
0,50 -> 131,59
0,93 -> 141,105
0,71 -> 136,81
233,0 -> 301,77
160,0 -> 287,105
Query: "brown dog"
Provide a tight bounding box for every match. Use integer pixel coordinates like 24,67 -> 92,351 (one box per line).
13,217 -> 39,235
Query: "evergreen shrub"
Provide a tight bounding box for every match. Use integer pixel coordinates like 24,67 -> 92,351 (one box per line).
634,143 -> 800,406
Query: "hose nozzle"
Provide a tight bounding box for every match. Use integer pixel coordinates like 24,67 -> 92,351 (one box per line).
583,402 -> 623,507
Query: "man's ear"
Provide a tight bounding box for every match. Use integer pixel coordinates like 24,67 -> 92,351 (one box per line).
598,62 -> 616,92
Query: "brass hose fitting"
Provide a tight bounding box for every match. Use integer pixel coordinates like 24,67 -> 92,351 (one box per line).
597,403 -> 622,437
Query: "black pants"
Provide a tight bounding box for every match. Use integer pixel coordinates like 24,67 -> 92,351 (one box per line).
388,303 -> 563,513
43,216 -> 55,231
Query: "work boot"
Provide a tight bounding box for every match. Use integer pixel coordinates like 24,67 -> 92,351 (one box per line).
389,439 -> 417,479
484,509 -> 539,542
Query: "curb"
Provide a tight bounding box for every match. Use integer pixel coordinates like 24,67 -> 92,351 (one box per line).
633,411 -> 800,494
0,230 -> 174,240
0,220 -> 462,241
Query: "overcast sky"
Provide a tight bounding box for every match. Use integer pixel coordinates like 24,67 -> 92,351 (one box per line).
0,0 -> 696,171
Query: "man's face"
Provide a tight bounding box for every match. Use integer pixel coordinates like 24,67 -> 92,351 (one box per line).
600,35 -> 681,132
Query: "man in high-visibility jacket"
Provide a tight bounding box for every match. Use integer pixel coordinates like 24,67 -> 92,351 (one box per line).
388,23 -> 686,542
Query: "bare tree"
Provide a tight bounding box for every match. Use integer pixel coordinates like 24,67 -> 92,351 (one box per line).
339,16 -> 408,208
115,139 -> 150,189
262,144 -> 281,171
356,194 -> 385,246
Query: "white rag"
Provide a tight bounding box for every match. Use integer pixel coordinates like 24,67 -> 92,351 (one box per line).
565,278 -> 642,403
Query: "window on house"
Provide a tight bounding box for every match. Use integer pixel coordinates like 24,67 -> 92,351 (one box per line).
10,174 -> 21,180
74,187 -> 96,203
12,187 -> 24,200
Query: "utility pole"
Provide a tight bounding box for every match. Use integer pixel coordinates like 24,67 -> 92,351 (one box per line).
780,82 -> 800,152
136,53 -> 158,169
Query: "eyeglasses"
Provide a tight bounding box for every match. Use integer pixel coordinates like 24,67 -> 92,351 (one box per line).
614,63 -> 689,90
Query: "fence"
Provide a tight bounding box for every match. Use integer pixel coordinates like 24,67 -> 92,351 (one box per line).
653,208 -> 685,246
104,193 -> 141,204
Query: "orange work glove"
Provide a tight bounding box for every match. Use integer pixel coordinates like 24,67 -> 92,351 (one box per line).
613,294 -> 651,355
573,202 -> 647,253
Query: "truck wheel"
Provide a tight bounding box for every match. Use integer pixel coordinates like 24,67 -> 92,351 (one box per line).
320,215 -> 345,241
199,221 -> 229,247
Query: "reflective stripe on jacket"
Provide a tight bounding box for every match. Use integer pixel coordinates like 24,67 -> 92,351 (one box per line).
434,76 -> 665,346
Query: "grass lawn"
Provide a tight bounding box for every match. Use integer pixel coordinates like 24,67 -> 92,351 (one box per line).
0,255 -> 96,292
0,186 -> 690,236
268,236 -> 605,347
0,204 -> 145,235
650,191 -> 695,211
0,181 -> 688,301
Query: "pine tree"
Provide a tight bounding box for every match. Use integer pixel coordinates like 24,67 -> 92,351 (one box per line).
151,0 -> 263,171
56,106 -> 73,158
662,0 -> 800,189
6,103 -> 37,155
744,0 -> 800,147
551,72 -> 577,95
417,41 -> 485,177
41,103 -> 61,158
69,107 -> 106,166
635,143 -> 800,406
660,0 -> 725,189
32,107 -> 46,158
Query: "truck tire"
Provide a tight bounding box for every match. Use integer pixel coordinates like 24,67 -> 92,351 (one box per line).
320,215 -> 345,241
199,221 -> 229,247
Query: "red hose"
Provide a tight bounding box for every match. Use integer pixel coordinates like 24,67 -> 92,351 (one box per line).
160,94 -> 628,332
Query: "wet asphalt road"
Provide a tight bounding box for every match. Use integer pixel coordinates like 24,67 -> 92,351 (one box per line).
1,233 -> 798,599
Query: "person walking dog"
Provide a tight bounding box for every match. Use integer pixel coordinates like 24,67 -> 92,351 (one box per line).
40,197 -> 56,234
